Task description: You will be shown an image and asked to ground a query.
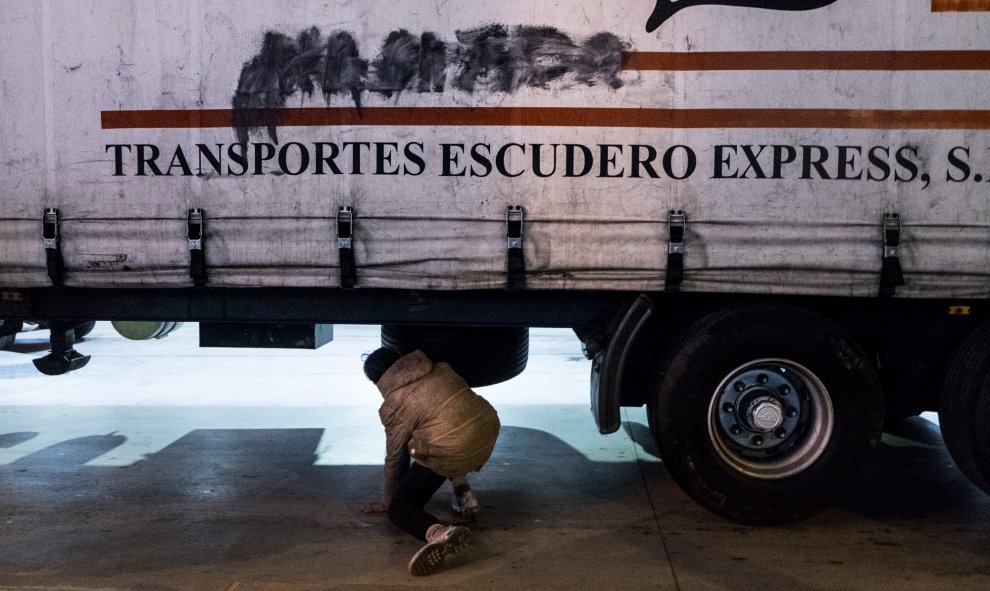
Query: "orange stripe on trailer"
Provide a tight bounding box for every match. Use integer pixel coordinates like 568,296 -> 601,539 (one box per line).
101,107 -> 990,131
622,51 -> 990,71
932,0 -> 990,11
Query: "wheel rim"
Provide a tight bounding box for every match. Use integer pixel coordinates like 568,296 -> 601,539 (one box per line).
707,358 -> 834,480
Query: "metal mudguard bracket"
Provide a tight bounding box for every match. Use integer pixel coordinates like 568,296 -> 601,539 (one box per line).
32,321 -> 91,376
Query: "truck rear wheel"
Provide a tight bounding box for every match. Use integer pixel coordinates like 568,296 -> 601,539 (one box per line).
939,322 -> 990,494
74,321 -> 97,339
648,305 -> 883,525
0,319 -> 22,350
381,324 -> 528,388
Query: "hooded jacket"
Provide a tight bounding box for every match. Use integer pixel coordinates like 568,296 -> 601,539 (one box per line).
377,350 -> 500,501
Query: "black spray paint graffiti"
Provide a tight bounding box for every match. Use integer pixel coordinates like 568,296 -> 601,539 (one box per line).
232,25 -> 628,144
646,0 -> 840,33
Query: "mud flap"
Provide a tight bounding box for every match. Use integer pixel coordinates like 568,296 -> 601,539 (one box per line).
590,294 -> 654,434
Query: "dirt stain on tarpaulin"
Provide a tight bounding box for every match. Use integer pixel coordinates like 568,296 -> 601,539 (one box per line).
231,25 -> 628,143
452,24 -> 626,94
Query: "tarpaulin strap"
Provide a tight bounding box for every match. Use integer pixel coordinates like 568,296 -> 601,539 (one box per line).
880,212 -> 905,297
337,206 -> 357,289
42,208 -> 65,287
188,208 -> 207,287
506,205 -> 526,291
665,210 -> 686,293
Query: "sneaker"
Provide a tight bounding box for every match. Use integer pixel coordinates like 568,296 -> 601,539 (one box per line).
408,525 -> 472,576
452,489 -> 481,517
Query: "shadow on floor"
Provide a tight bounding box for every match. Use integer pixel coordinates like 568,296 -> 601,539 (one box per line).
0,431 -> 38,449
839,417 -> 987,519
623,413 -> 989,521
1,417 -> 988,577
0,425 -> 649,575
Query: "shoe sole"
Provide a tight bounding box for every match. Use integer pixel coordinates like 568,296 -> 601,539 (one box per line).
408,527 -> 472,576
452,503 -> 481,517
452,496 -> 481,517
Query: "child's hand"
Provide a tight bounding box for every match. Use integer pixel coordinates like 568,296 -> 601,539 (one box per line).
362,500 -> 388,514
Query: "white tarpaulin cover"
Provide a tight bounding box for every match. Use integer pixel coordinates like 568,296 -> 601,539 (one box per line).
1,0 -> 989,296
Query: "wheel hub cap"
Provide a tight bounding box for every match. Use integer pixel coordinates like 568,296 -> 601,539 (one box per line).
708,359 -> 835,480
749,398 -> 784,431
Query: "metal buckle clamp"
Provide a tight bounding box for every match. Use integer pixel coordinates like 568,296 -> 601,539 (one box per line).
187,208 -> 207,287
665,210 -> 686,292
42,208 -> 65,286
43,208 -> 59,250
506,205 -> 525,291
337,206 -> 357,288
187,208 -> 204,251
880,212 -> 905,297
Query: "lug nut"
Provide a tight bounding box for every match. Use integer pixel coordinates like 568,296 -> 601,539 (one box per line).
775,428 -> 787,439
730,425 -> 743,436
752,436 -> 764,446
757,374 -> 769,384
786,407 -> 798,418
779,385 -> 791,396
734,381 -> 746,392
722,403 -> 735,413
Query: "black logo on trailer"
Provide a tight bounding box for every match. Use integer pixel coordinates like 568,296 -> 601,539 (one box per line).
646,0 -> 840,32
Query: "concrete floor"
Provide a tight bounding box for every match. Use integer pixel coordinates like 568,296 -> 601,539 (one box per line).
0,323 -> 989,590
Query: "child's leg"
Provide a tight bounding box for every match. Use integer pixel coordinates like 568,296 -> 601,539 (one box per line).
391,466 -> 473,576
450,474 -> 480,516
450,474 -> 471,494
388,462 -> 447,541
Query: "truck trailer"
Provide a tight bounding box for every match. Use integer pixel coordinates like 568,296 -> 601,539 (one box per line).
2,0 -> 990,525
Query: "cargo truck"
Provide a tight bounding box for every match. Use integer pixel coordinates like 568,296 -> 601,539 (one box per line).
2,0 -> 990,525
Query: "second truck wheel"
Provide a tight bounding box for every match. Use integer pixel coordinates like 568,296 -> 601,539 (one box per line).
381,324 -> 529,388
939,321 -> 990,494
648,304 -> 884,525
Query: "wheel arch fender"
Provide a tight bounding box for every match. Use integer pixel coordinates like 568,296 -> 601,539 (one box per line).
589,294 -> 654,434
